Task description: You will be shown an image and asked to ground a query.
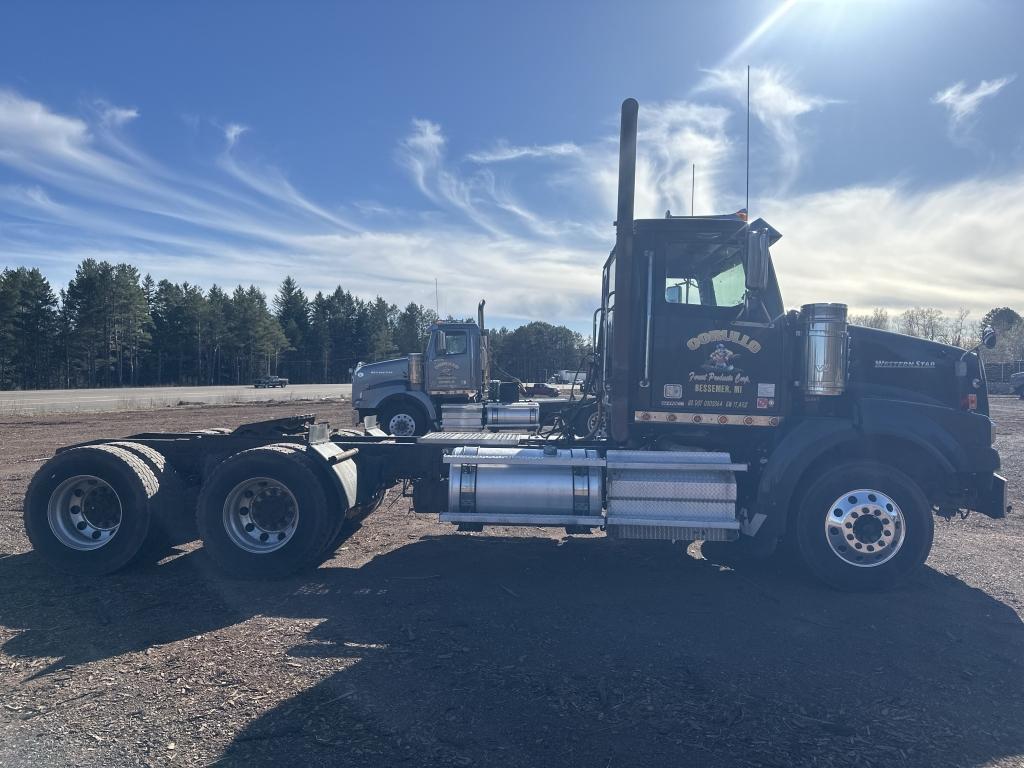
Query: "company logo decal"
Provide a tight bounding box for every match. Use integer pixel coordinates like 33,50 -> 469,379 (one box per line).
686,329 -> 762,353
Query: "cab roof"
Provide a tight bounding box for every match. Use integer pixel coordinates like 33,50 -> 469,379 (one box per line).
636,213 -> 782,246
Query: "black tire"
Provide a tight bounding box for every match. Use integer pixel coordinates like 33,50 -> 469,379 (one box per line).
571,404 -> 605,438
379,400 -> 428,437
24,445 -> 157,575
354,486 -> 389,521
318,483 -> 391,562
196,444 -> 335,579
109,442 -> 190,551
793,460 -> 934,591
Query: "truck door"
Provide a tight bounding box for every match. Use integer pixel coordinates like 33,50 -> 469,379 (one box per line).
634,235 -> 785,426
425,327 -> 478,395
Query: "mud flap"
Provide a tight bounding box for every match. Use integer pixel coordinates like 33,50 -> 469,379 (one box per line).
979,473 -> 1009,519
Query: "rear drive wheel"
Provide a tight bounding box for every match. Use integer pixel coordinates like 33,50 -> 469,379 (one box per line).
109,441 -> 188,550
794,461 -> 933,591
24,445 -> 157,575
380,401 -> 427,437
196,444 -> 337,578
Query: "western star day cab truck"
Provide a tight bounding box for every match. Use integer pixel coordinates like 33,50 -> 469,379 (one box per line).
351,303 -> 574,437
23,100 -> 1008,590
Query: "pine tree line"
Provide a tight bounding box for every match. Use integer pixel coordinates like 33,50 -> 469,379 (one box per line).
0,260 -> 591,390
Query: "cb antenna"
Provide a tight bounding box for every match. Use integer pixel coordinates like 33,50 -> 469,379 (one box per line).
691,163 -> 695,216
745,64 -> 751,219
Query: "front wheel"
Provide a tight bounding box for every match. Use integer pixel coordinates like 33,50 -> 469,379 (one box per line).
379,402 -> 428,437
793,461 -> 934,591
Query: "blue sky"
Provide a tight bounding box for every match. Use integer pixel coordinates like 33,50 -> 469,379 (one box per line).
0,0 -> 1021,330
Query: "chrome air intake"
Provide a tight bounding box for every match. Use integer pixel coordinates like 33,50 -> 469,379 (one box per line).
801,303 -> 848,396
408,353 -> 424,389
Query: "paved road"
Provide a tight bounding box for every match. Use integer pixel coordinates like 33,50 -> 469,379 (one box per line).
0,384 -> 352,416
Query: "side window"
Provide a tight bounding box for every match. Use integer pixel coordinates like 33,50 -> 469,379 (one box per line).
445,331 -> 468,355
710,262 -> 745,307
665,278 -> 701,305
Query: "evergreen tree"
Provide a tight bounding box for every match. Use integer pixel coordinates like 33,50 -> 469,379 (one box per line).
393,302 -> 439,354
0,270 -> 20,388
13,268 -> 59,389
274,276 -> 311,382
0,260 -> 603,390
308,291 -> 333,382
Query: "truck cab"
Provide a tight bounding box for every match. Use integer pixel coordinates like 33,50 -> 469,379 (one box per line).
603,214 -> 787,433
351,320 -> 483,436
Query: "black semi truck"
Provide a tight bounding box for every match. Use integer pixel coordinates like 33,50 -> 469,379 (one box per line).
23,99 -> 1008,590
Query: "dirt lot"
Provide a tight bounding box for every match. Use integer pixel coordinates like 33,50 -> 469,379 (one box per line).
0,398 -> 1022,768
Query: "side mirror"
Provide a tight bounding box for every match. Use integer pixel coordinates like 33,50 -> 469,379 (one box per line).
436,330 -> 447,354
982,326 -> 997,349
745,228 -> 769,292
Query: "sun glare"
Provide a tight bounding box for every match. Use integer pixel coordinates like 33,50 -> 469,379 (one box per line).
722,0 -> 801,66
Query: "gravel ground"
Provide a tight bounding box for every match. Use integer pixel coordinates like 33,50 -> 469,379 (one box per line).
0,397 -> 1021,768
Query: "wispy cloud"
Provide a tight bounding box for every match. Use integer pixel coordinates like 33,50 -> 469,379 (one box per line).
696,67 -> 836,193
97,102 -> 139,127
223,122 -> 248,148
0,82 -> 1019,330
466,141 -> 581,164
932,75 -> 1015,127
932,75 -> 1016,149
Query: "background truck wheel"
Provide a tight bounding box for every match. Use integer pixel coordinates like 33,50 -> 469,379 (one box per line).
108,441 -> 188,552
793,460 -> 933,591
196,444 -> 335,579
379,401 -> 428,437
23,445 -> 157,575
571,404 -> 606,438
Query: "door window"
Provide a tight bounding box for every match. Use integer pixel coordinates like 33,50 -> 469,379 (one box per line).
665,278 -> 701,305
443,331 -> 468,355
663,242 -> 746,308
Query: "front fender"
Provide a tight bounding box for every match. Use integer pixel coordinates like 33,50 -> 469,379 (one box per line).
753,401 -> 968,543
374,389 -> 438,424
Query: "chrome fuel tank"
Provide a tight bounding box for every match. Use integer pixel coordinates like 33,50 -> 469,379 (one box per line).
446,447 -> 602,518
485,402 -> 540,429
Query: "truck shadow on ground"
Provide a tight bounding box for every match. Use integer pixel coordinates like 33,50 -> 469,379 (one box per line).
1,535 -> 1022,767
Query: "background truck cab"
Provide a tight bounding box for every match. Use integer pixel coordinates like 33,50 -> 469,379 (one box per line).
351,320 -> 483,436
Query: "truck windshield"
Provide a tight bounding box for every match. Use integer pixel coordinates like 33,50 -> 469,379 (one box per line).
664,239 -> 746,308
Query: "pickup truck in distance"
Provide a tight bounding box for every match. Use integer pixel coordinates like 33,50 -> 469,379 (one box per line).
254,376 -> 288,389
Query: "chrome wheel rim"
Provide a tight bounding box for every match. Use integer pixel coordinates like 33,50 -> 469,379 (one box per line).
586,411 -> 607,438
388,413 -> 417,436
47,475 -> 123,551
825,488 -> 905,567
222,477 -> 299,554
